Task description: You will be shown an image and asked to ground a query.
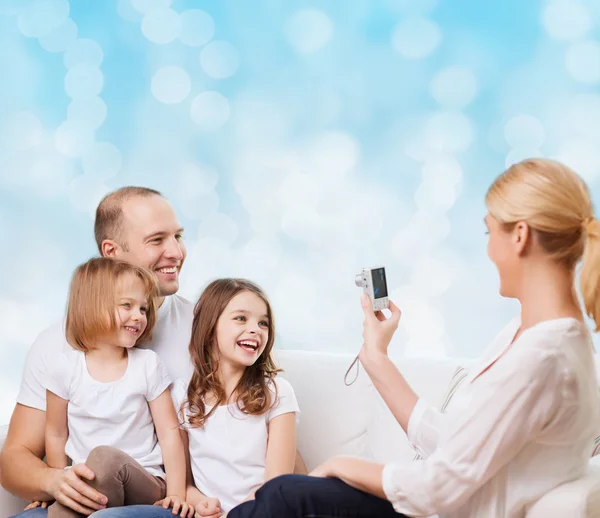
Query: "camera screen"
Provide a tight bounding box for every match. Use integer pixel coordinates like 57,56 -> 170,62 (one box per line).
371,267 -> 388,299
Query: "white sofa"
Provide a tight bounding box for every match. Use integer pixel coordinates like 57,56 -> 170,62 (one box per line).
2,350 -> 600,518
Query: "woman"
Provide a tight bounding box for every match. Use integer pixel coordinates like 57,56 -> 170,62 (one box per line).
228,158 -> 600,518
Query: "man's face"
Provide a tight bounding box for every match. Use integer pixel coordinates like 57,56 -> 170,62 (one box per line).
112,195 -> 187,297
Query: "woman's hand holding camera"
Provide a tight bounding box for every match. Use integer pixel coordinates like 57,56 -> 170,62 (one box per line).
359,294 -> 402,363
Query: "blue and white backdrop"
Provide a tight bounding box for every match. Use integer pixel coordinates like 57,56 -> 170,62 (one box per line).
1,0 -> 600,424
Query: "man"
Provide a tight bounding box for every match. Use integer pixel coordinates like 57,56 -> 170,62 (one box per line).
1,187 -> 193,517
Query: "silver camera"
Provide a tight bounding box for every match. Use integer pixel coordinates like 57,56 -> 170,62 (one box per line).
355,266 -> 389,311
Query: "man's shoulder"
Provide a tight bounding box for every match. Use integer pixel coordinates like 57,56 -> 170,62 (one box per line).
29,320 -> 69,355
170,294 -> 194,311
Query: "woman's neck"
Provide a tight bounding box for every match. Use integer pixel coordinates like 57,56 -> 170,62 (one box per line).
518,260 -> 583,330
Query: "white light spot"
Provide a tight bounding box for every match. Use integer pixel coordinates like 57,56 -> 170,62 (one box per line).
54,121 -> 94,157
411,257 -> 454,298
82,142 -> 122,180
272,274 -> 317,338
179,9 -> 214,47
116,0 -> 142,22
64,64 -> 104,99
64,38 -> 103,69
237,235 -> 282,274
430,66 -> 478,109
190,91 -> 231,131
565,41 -> 600,84
67,97 -> 107,130
151,66 -> 191,104
38,17 -> 77,52
142,8 -> 181,44
197,213 -> 238,246
308,131 -> 360,180
284,8 -> 333,55
392,17 -> 441,59
556,139 -> 600,183
68,174 -> 110,215
132,0 -> 173,13
564,94 -> 600,141
421,154 -> 463,187
505,148 -> 544,168
30,150 -> 77,197
542,0 -> 591,41
177,162 -> 219,199
2,111 -> 43,150
423,112 -> 474,153
179,192 -> 220,221
281,205 -> 322,242
278,173 -> 321,207
503,114 -> 545,148
400,296 -> 446,357
414,177 -> 460,212
392,211 -> 451,267
17,0 -> 69,38
200,41 -> 240,79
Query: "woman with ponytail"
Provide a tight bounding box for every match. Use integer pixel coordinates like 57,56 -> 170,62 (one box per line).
229,158 -> 600,518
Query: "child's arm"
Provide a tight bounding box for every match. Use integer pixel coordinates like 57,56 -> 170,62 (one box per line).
264,412 -> 297,481
148,390 -> 187,501
179,427 -> 223,517
45,390 -> 69,469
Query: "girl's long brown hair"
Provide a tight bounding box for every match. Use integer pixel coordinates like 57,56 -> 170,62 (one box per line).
184,278 -> 281,428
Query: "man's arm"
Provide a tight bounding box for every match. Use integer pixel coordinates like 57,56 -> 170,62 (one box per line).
1,403 -> 52,501
0,403 -> 108,515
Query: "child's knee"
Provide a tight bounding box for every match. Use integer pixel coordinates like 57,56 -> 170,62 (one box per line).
85,446 -> 129,477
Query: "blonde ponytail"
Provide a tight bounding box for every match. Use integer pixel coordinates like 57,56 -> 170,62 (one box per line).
581,217 -> 600,332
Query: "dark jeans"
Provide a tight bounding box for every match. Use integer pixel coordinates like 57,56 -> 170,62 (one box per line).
228,474 -> 406,518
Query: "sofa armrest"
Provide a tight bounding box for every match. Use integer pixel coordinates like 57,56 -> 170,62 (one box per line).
0,424 -> 30,517
526,464 -> 600,518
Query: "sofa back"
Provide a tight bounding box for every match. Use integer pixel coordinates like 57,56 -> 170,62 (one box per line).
274,349 -> 467,471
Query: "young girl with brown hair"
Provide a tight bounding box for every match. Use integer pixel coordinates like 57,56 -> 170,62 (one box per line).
173,278 -> 299,518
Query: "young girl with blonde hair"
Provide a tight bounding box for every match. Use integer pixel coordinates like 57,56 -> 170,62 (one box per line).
32,258 -> 191,518
173,278 -> 299,518
228,158 -> 600,518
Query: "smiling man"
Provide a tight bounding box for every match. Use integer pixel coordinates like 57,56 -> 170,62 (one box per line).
0,187 -> 194,517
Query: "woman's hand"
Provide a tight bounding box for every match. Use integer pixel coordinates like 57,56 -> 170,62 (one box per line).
309,457 -> 340,479
359,294 -> 402,361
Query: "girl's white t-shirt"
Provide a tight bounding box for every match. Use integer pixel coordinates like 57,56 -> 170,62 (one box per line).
45,347 -> 172,477
172,377 -> 300,513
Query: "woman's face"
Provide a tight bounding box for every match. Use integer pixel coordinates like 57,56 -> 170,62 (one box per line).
486,214 -> 524,298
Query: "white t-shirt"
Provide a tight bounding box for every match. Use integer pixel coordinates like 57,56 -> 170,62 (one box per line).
172,377 -> 300,513
17,294 -> 194,411
45,347 -> 171,477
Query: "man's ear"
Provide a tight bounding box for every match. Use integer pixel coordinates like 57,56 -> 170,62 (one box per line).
101,240 -> 119,258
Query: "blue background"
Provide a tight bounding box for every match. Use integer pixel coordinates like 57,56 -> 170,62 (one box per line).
1,0 -> 599,424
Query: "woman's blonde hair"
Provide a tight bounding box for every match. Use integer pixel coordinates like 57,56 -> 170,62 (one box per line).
183,278 -> 281,428
66,257 -> 160,351
486,158 -> 600,331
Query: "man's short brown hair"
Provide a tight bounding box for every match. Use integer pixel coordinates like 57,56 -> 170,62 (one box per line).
66,257 -> 160,352
94,186 -> 162,253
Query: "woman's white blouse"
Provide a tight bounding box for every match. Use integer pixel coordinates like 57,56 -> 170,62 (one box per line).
383,317 -> 600,518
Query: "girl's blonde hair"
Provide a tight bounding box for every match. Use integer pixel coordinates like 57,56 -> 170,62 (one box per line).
486,158 -> 600,331
184,278 -> 281,428
66,257 -> 160,351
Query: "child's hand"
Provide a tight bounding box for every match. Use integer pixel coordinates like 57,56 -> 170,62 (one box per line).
24,501 -> 51,511
195,497 -> 222,518
154,495 -> 195,517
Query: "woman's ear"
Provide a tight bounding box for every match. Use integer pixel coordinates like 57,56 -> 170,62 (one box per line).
514,221 -> 531,256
